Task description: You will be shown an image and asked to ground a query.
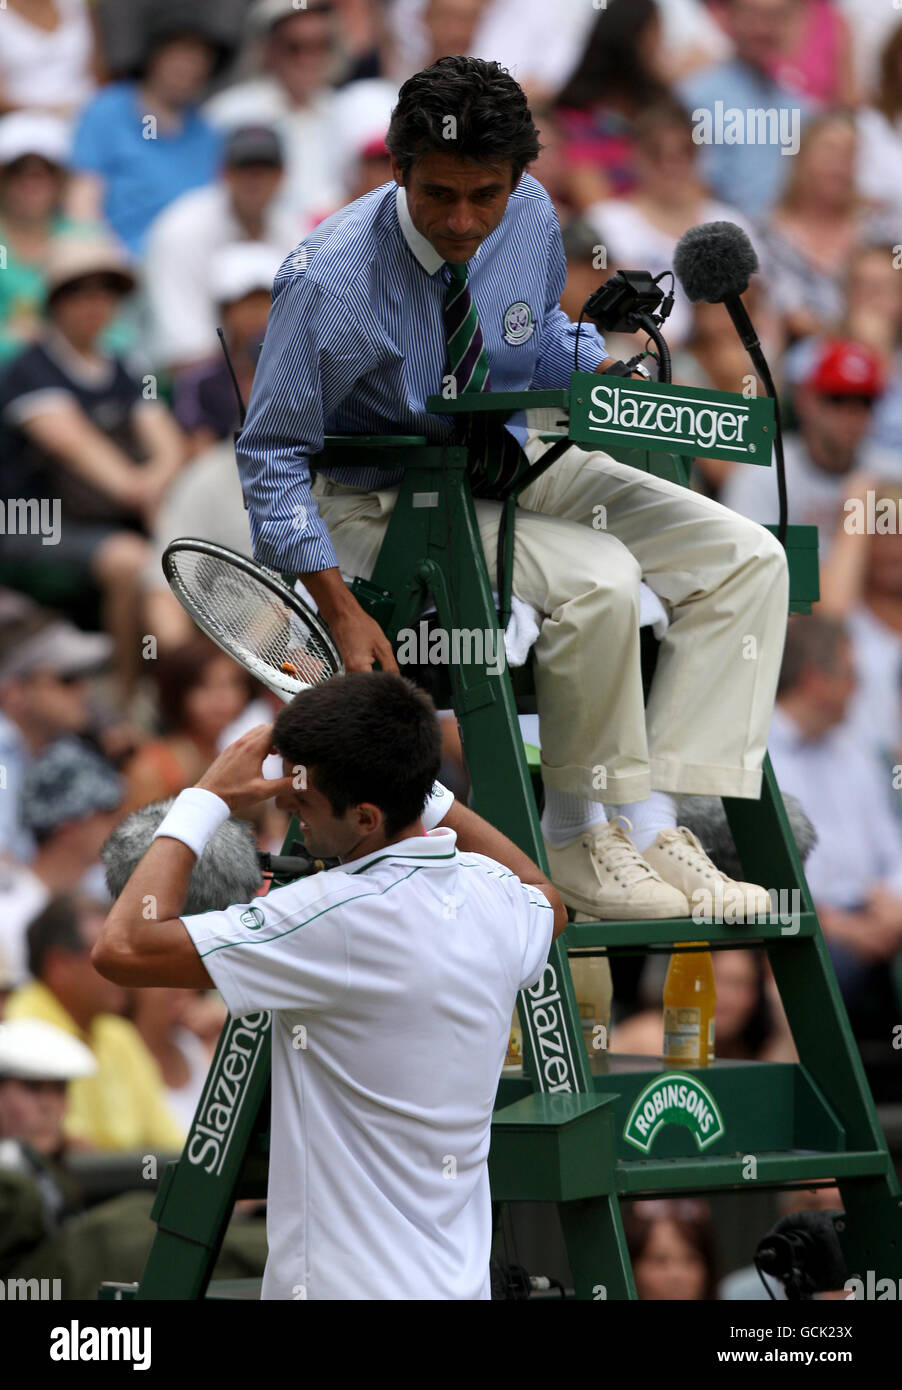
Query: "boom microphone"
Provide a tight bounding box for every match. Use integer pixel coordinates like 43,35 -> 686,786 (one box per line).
754,1209 -> 848,1301
673,221 -> 758,305
673,222 -> 788,545
674,221 -> 763,361
102,798 -> 264,912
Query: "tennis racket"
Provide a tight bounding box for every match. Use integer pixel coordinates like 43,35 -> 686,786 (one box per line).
162,538 -> 343,703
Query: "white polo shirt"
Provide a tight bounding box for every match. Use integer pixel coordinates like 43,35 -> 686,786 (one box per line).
180,826 -> 553,1300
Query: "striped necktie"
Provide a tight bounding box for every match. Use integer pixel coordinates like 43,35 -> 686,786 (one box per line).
443,259 -> 491,395
442,261 -> 522,496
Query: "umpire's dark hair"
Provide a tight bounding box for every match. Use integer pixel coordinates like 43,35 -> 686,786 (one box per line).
386,56 -> 541,182
272,672 -> 442,837
26,893 -> 97,982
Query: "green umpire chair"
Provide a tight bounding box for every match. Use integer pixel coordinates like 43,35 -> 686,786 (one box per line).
106,376 -> 902,1301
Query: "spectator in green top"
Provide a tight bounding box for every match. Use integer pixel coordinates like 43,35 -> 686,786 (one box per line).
0,112 -> 78,364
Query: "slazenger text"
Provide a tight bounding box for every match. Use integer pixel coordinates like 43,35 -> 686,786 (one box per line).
186,1010 -> 270,1174
524,964 -> 578,1092
588,383 -> 752,453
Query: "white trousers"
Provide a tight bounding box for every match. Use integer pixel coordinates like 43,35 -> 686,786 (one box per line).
312,430 -> 789,806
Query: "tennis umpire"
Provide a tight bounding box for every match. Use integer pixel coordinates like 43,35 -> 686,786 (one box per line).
236,55 -> 789,925
93,672 -> 567,1300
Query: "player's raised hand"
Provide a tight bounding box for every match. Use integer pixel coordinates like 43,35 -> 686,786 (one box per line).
195,724 -> 294,813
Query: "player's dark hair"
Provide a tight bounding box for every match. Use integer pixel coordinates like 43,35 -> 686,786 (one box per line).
272,672 -> 442,837
386,56 -> 540,182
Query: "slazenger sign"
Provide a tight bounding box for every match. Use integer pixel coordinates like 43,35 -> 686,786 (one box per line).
624,1072 -> 725,1153
519,962 -> 582,1093
569,374 -> 774,464
186,1010 -> 270,1174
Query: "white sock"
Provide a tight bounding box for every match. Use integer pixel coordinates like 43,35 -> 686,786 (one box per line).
614,791 -> 680,852
541,786 -> 607,847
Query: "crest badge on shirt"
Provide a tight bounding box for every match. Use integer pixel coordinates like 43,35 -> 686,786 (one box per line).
240,907 -> 266,931
503,302 -> 534,345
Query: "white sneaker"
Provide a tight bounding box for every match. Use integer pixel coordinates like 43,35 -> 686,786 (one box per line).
545,816 -> 690,919
642,825 -> 770,922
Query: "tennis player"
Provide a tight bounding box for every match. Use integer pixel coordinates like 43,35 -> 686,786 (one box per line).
93,671 -> 567,1300
236,55 -> 789,926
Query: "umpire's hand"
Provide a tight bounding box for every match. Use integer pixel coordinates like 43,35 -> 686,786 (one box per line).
300,566 -> 399,674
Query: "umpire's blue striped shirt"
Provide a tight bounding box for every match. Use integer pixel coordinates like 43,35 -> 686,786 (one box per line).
237,174 -> 609,574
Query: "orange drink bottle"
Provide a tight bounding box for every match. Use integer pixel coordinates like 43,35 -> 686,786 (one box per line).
662,942 -> 716,1066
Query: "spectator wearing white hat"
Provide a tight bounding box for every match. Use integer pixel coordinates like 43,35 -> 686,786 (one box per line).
0,1018 -> 95,1157
0,1018 -> 96,1237
0,0 -> 100,120
169,239 -> 282,450
5,893 -> 184,1151
143,242 -> 281,649
0,234 -> 187,701
0,593 -> 111,863
0,1006 -> 265,1292
204,0 -> 395,224
0,735 -> 124,991
144,123 -> 298,374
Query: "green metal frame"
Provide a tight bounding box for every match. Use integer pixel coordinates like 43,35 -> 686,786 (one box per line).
110,382 -> 902,1301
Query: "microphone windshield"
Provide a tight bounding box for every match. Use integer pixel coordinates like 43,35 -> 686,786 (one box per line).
102,799 -> 264,913
673,221 -> 759,304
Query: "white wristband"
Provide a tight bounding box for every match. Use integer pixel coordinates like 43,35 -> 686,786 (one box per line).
422,780 -> 454,830
152,787 -> 231,859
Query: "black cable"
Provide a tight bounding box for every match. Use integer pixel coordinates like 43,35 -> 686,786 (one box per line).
635,312 -> 671,383
216,326 -> 247,427
575,310 -> 592,374
754,1253 -> 779,1300
753,353 -> 789,549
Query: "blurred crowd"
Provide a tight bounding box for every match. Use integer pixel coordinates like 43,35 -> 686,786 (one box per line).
1,0 -> 901,1298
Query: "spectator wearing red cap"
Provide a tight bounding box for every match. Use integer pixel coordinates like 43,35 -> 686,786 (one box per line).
721,338 -> 902,554
348,134 -> 393,201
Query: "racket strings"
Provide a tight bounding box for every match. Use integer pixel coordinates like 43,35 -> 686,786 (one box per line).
166,549 -> 335,695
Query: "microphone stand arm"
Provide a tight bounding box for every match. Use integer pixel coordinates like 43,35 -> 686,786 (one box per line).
724,298 -> 788,549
